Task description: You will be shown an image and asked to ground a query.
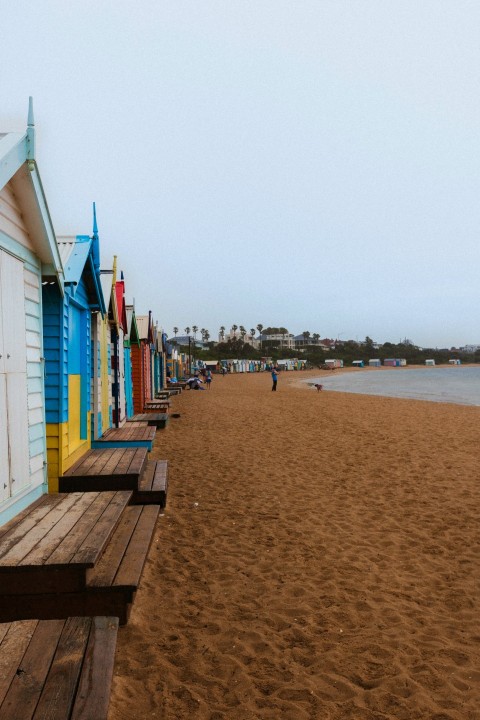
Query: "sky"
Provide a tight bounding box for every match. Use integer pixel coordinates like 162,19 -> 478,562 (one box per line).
2,0 -> 479,348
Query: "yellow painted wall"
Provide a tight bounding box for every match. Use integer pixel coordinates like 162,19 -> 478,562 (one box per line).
46,410 -> 91,493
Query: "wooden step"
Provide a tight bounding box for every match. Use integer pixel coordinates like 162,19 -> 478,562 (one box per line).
127,413 -> 168,428
0,616 -> 118,720
0,491 -> 132,597
135,460 -> 168,506
86,504 -> 160,624
91,425 -> 156,450
59,448 -> 148,494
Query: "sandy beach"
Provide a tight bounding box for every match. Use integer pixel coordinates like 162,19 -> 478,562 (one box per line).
108,369 -> 480,720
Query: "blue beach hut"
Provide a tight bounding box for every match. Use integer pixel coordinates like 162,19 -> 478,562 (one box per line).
44,206 -> 106,491
0,100 -> 63,523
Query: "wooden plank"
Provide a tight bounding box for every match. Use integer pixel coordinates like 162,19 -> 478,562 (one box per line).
85,449 -> 118,476
99,448 -> 128,476
111,447 -> 138,476
64,449 -> 105,477
70,617 -> 119,720
152,461 -> 168,493
128,447 -> 148,476
0,495 -> 62,542
0,620 -> 38,707
31,617 -> 91,720
46,493 -> 118,566
139,462 -> 155,492
113,505 -> 160,589
0,494 -> 80,567
0,619 -> 65,720
19,494 -> 99,566
0,591 -> 132,627
87,507 -> 142,588
72,491 -> 132,566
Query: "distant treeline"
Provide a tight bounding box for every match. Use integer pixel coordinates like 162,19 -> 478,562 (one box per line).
176,337 -> 479,365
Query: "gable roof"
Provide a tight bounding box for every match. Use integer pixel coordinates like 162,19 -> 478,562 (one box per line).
0,100 -> 63,285
57,235 -> 106,314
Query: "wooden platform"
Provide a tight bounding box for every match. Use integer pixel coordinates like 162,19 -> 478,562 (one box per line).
136,460 -> 168,506
59,449 -> 163,505
0,491 -> 131,596
91,425 -> 156,450
0,616 -> 118,720
0,492 -> 160,625
127,413 -> 169,429
142,402 -> 170,414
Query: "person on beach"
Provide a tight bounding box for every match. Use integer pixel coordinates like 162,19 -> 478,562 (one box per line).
205,370 -> 212,389
271,366 -> 278,391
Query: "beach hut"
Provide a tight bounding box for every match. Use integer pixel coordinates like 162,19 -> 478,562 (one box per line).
325,359 -> 343,368
368,359 -> 381,367
100,257 -> 127,427
114,267 -> 128,422
45,208 -> 106,492
449,359 -> 461,365
132,312 -> 154,414
124,304 -> 139,418
0,101 -> 64,522
425,359 -> 435,366
352,360 -> 364,367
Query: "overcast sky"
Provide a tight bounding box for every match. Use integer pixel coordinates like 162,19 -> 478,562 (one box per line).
2,1 -> 479,347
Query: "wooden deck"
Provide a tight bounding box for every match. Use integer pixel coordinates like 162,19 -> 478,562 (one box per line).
0,616 -> 118,720
59,448 -> 164,505
127,413 -> 169,429
91,425 -> 156,450
0,491 -> 160,625
59,448 -> 148,494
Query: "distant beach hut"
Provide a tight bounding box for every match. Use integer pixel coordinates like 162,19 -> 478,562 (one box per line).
325,359 -> 343,368
368,359 -> 381,367
425,359 -> 435,366
449,359 -> 461,365
352,360 -> 364,367
125,304 -> 139,418
383,358 -> 396,367
0,103 -> 63,521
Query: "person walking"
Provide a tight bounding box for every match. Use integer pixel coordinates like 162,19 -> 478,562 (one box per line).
271,366 -> 278,391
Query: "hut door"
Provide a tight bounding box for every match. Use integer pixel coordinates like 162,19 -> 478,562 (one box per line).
0,250 -> 29,502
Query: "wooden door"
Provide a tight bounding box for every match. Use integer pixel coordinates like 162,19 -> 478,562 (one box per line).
0,250 -> 29,500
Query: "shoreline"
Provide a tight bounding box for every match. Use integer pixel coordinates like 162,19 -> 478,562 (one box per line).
108,370 -> 480,720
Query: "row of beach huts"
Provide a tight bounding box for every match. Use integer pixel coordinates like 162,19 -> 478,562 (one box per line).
0,105 -> 198,717
0,112 -> 189,524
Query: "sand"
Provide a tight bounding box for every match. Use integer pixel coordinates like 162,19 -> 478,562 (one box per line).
108,369 -> 480,720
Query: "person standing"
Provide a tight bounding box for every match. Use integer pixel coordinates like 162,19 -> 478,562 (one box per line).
206,370 -> 212,389
271,366 -> 278,391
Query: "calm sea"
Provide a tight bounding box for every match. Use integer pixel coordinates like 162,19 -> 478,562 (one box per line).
308,366 -> 480,406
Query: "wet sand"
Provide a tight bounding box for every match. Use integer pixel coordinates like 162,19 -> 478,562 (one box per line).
108,369 -> 480,720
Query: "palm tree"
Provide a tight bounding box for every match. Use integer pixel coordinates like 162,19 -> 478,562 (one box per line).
192,325 -> 198,339
231,324 -> 238,339
204,330 -> 210,343
257,323 -> 264,352
219,326 -> 225,342
200,328 -> 206,341
184,326 -> 191,336
173,326 -> 178,339
239,325 -> 246,342
313,333 -> 320,345
302,330 -> 311,347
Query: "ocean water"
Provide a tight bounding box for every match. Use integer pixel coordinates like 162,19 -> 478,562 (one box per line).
308,366 -> 480,406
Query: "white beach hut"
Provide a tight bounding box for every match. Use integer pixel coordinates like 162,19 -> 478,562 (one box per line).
0,100 -> 63,523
